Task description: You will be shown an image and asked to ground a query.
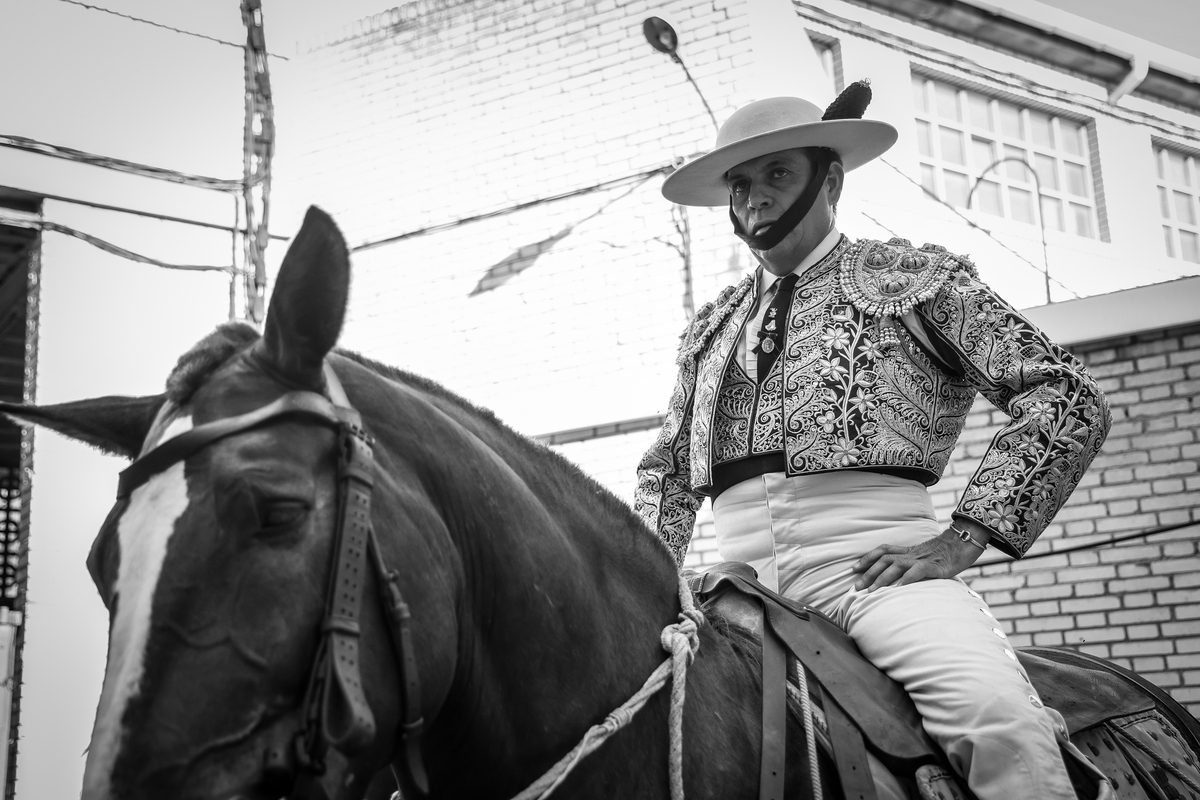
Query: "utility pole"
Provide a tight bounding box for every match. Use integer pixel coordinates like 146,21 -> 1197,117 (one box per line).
241,0 -> 275,323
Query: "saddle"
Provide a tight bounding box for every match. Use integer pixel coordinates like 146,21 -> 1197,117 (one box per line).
688,562 -> 1200,800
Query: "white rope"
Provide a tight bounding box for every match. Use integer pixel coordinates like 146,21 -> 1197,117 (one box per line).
795,663 -> 822,800
509,574 -> 704,800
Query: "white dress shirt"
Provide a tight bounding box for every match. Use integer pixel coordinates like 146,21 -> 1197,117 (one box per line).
740,227 -> 842,381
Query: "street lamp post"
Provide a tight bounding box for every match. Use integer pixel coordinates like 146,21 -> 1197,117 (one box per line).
967,156 -> 1052,305
643,16 -> 719,321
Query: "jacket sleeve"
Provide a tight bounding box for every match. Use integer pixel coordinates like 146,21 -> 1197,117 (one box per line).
635,355 -> 705,567
916,265 -> 1111,558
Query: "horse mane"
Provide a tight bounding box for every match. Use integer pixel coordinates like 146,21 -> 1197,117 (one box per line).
165,322 -> 260,405
335,350 -> 668,561
161,323 -> 672,565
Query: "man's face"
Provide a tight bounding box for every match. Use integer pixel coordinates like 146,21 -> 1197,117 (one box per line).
726,147 -> 843,276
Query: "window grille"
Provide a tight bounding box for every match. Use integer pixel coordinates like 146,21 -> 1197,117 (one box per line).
1155,144 -> 1200,264
912,74 -> 1098,238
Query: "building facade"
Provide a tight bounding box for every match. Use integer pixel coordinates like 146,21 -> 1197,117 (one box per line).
277,0 -> 1200,713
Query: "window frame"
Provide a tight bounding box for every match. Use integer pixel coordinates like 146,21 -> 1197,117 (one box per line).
911,73 -> 1100,240
1155,141 -> 1200,265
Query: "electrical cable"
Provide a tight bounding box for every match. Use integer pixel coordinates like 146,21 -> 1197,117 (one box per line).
351,163 -> 682,253
0,135 -> 245,193
0,214 -> 232,274
51,0 -> 288,60
795,2 -> 1200,147
974,519 -> 1199,564
32,190 -> 290,239
877,157 -> 1083,298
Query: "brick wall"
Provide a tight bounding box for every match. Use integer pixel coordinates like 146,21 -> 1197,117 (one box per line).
944,323 -> 1200,713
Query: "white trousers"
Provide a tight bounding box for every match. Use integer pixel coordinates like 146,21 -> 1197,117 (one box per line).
712,470 -> 1075,800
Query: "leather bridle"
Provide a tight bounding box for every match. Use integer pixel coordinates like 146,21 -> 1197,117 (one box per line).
113,363 -> 429,798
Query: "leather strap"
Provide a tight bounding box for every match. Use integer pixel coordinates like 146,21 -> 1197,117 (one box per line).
314,407 -> 377,755
369,526 -> 430,795
760,624 -> 788,800
118,392 -> 340,498
822,684 -> 877,800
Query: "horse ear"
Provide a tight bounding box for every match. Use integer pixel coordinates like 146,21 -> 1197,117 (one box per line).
259,206 -> 350,387
0,395 -> 167,460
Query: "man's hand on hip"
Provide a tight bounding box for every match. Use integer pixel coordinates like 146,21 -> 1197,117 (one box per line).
851,521 -> 990,591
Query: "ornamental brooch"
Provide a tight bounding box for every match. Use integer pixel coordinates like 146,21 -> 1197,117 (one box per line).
838,238 -> 965,319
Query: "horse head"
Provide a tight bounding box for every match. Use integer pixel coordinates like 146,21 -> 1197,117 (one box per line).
6,208 -> 452,800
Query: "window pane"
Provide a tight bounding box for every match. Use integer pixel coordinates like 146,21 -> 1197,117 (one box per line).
912,75 -> 928,113
1160,187 -> 1172,219
936,83 -> 961,121
1182,230 -> 1200,263
1041,196 -> 1064,231
1155,148 -> 1165,180
1010,187 -> 1034,223
1164,226 -> 1175,257
1071,203 -> 1093,238
921,164 -> 937,197
1170,151 -> 1189,185
945,170 -> 970,207
999,104 -> 1023,139
977,180 -> 1002,216
940,128 -> 965,165
972,137 -> 995,172
1061,122 -> 1084,157
1176,191 -> 1197,225
1034,153 -> 1059,190
916,120 -> 933,157
1004,146 -> 1028,181
1065,162 -> 1088,197
968,95 -> 992,130
1030,112 -> 1054,148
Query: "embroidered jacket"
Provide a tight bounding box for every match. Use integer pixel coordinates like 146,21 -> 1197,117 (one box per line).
635,237 -> 1111,563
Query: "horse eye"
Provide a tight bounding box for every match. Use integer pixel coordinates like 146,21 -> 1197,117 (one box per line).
262,500 -> 309,530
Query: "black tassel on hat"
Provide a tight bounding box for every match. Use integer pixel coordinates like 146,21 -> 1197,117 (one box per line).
822,79 -> 872,121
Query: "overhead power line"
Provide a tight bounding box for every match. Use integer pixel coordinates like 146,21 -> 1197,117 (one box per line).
52,0 -> 288,60
0,135 -> 245,193
877,158 -> 1083,299
0,214 -> 232,274
32,190 -> 291,240
351,164 -> 683,253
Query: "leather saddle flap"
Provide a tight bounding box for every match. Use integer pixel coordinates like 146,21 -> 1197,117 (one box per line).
1017,647 -> 1158,735
691,562 -> 939,766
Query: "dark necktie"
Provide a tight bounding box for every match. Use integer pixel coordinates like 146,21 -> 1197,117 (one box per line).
752,272 -> 799,381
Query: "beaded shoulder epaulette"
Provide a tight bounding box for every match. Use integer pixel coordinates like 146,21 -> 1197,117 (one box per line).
677,273 -> 755,365
838,238 -> 977,319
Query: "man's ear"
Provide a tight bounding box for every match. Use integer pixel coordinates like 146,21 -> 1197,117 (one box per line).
825,159 -> 845,209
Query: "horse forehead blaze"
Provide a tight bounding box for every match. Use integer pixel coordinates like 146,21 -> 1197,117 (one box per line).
83,412 -> 195,800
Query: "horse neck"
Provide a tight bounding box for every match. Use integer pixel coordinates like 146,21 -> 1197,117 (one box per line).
344,361 -> 686,775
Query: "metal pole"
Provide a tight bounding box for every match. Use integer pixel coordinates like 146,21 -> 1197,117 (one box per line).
967,156 -> 1052,305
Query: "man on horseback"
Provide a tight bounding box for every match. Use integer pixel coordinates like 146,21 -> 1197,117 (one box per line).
636,82 -> 1112,799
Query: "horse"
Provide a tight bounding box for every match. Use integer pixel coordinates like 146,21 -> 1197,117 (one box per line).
8,207 -> 1199,800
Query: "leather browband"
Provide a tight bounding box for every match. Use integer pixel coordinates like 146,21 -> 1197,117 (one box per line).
118,392 -> 341,499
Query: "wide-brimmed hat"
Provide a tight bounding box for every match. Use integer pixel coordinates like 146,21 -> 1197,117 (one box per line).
662,86 -> 898,207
